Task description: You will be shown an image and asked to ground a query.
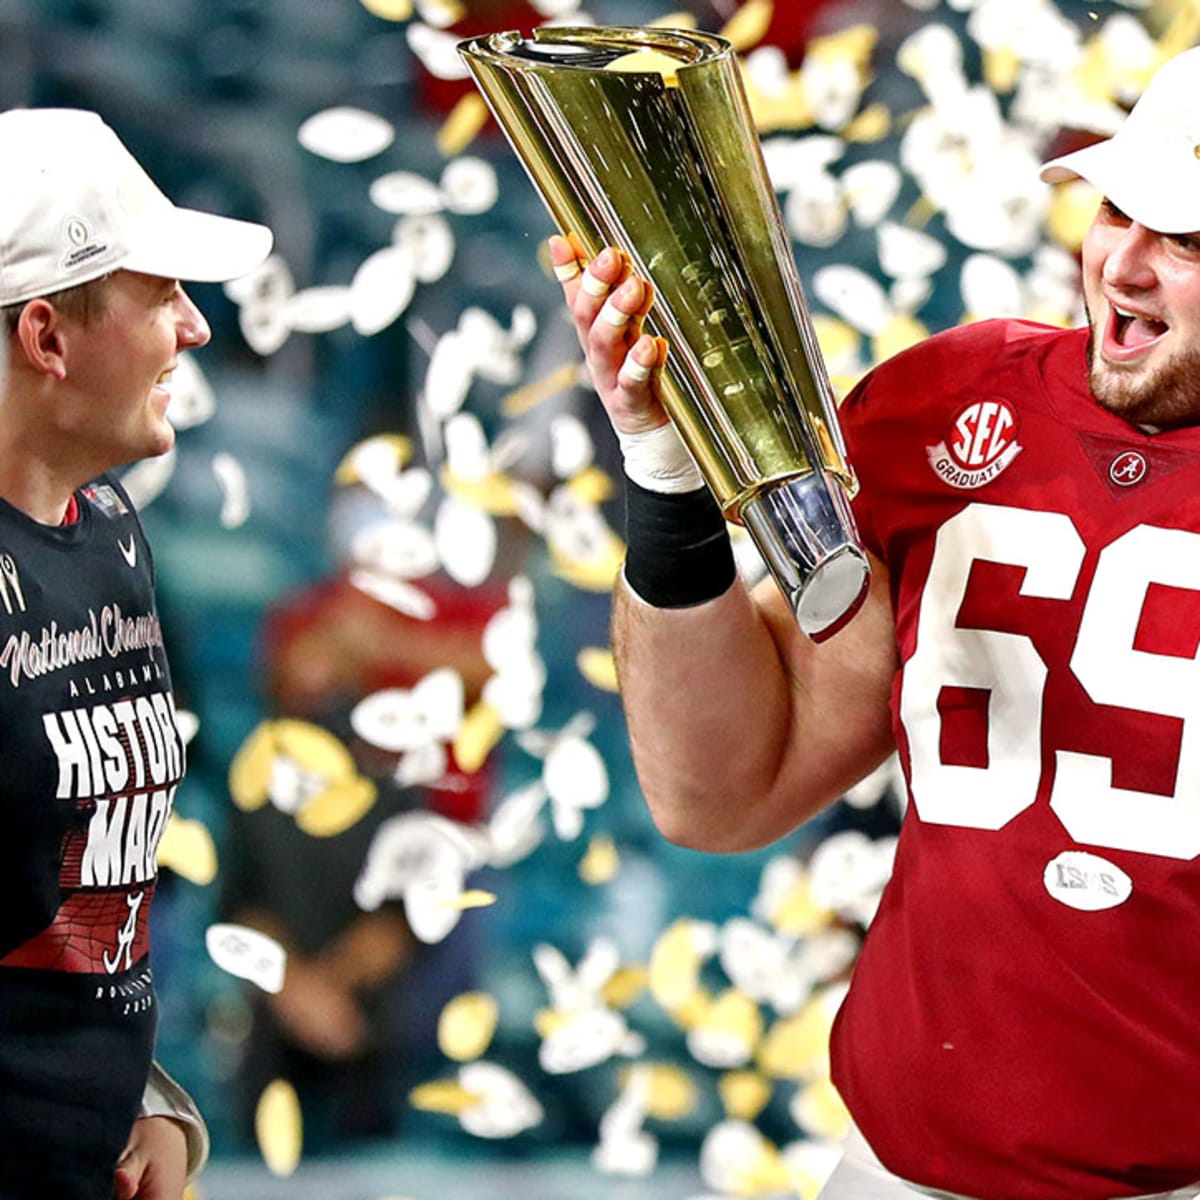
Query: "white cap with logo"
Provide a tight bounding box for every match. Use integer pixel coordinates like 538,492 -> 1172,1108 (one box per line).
1041,47 -> 1200,234
0,107 -> 273,306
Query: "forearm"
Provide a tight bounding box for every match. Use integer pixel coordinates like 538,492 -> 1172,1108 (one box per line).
613,560 -> 898,852
614,574 -> 797,849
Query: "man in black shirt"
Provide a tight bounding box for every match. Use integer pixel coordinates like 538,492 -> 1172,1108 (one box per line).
0,107 -> 272,1198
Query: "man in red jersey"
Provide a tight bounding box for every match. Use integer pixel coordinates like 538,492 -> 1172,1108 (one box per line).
549,43 -> 1200,1200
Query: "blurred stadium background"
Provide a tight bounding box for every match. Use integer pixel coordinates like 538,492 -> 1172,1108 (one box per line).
0,0 -> 1187,1196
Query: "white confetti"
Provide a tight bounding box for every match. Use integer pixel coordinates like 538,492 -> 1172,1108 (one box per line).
456,1062 -> 544,1138
394,213 -> 456,283
285,285 -> 353,334
440,157 -> 499,215
164,353 -> 216,431
406,22 -> 472,82
206,923 -> 286,994
212,452 -> 250,528
370,170 -> 446,216
298,106 -> 395,163
434,496 -> 498,587
350,244 -> 417,335
349,569 -> 438,620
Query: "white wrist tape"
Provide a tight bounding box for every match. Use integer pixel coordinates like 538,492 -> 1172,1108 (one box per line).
617,422 -> 705,494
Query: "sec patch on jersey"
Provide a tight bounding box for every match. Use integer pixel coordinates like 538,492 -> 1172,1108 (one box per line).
926,398 -> 1022,490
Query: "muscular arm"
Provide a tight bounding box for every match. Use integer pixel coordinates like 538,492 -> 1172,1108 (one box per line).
551,236 -> 899,852
614,556 -> 897,852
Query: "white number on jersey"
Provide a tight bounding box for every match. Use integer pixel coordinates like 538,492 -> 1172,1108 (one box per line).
900,502 -> 1200,860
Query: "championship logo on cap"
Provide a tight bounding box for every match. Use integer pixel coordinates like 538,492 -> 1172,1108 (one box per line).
60,213 -> 108,272
926,399 -> 1022,490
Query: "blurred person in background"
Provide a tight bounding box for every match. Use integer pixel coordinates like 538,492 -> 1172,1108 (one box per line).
0,108 -> 271,1198
221,486 -> 524,1150
551,44 -> 1200,1200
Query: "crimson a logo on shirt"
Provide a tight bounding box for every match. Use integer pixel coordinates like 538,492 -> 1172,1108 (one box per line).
926,399 -> 1023,490
1109,450 -> 1148,487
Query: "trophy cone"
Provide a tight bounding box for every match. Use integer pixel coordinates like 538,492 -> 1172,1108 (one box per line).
459,26 -> 870,639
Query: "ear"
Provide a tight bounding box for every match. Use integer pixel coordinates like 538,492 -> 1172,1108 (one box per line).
14,299 -> 69,381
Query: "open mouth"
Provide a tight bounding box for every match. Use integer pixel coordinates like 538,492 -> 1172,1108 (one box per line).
1111,304 -> 1169,350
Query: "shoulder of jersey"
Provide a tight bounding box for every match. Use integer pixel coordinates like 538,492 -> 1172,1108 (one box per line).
844,319 -> 1063,423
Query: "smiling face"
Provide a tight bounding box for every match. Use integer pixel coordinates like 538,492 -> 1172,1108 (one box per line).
1082,198 -> 1200,429
56,270 -> 211,468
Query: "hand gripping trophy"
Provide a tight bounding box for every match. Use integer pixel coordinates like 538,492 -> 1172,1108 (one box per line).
459,26 -> 869,640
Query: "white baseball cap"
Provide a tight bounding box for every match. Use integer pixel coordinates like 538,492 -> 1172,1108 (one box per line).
0,108 -> 273,306
1040,47 -> 1200,234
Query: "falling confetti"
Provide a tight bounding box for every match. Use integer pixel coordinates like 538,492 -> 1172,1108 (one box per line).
206,923 -> 287,995
254,1079 -> 304,1176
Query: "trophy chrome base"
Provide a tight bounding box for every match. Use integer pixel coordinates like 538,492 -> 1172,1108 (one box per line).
742,474 -> 870,642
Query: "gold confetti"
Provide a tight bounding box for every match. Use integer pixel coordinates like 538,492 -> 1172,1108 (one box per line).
358,0 -> 413,19
156,814 -> 218,886
409,1078 -> 481,1115
605,49 -> 682,86
720,0 -> 774,53
578,833 -> 620,884
808,22 -> 877,69
548,531 -> 625,592
565,466 -> 615,506
813,315 -> 861,370
671,988 -> 712,1031
621,1062 -> 698,1121
577,646 -> 619,693
532,1006 -> 570,1039
438,992 -> 500,1061
756,998 -> 835,1081
744,71 -> 813,134
501,361 -> 586,417
1046,179 -> 1101,254
439,466 -> 524,516
254,1079 -> 303,1177
648,11 -> 698,28
333,434 -> 412,486
1154,1 -> 1200,69
983,45 -> 1021,93
871,312 -> 929,364
735,1137 -> 792,1196
438,93 -> 490,158
649,919 -> 713,1013
294,776 -> 377,838
902,194 -> 938,232
227,724 -> 276,812
719,1070 -> 773,1122
695,988 -> 764,1055
793,1076 -> 851,1140
437,888 -> 497,911
454,700 -> 505,772
229,719 -> 361,819
766,871 -> 832,937
842,101 -> 891,143
602,964 -> 648,1011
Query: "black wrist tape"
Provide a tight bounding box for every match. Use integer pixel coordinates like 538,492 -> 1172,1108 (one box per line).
622,479 -> 737,607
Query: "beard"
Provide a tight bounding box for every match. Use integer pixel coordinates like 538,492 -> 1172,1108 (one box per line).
1084,295 -> 1200,429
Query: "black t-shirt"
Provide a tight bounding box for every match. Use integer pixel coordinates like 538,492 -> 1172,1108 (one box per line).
0,476 -> 183,1197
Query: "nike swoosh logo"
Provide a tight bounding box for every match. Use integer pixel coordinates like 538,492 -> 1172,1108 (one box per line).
118,536 -> 137,568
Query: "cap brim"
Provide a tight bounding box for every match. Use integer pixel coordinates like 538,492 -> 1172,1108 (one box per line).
1040,139 -> 1200,234
122,206 -> 274,284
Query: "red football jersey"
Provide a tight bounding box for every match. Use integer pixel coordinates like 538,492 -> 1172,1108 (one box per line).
830,319 -> 1200,1199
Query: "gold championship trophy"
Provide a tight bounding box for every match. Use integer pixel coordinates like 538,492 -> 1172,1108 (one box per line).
459,26 -> 870,639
